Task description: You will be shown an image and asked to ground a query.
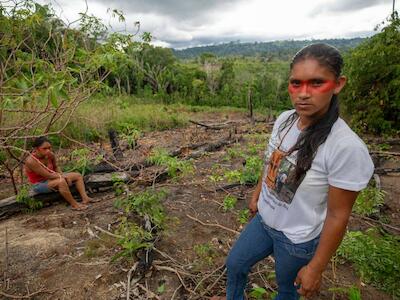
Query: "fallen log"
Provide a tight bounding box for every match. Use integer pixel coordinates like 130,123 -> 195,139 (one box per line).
189,119 -> 238,130
370,150 -> 400,157
108,128 -> 124,160
186,138 -> 241,159
374,167 -> 400,175
93,137 -> 240,173
365,138 -> 400,146
0,172 -> 130,220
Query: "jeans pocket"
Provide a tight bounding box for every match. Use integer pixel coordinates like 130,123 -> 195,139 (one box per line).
284,237 -> 319,260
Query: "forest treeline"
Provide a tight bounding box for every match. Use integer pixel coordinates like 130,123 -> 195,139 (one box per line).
173,38 -> 366,60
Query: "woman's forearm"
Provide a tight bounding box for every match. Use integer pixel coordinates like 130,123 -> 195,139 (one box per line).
307,213 -> 349,273
251,176 -> 263,201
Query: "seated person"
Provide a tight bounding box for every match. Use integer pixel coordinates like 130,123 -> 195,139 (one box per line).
25,136 -> 92,211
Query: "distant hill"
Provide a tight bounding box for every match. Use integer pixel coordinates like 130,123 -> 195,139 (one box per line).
172,38 -> 366,59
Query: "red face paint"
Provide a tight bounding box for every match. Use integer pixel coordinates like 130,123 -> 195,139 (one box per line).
288,79 -> 337,94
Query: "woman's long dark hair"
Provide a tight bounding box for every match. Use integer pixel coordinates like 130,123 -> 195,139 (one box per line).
280,43 -> 343,180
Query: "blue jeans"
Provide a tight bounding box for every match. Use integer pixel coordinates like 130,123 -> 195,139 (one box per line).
226,213 -> 320,300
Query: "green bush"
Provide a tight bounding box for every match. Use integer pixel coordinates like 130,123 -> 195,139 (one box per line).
16,185 -> 43,212
223,195 -> 237,212
342,13 -> 400,134
115,190 -> 167,228
353,187 -> 386,216
237,209 -> 250,225
114,216 -> 153,260
336,228 -> 400,297
147,148 -> 193,179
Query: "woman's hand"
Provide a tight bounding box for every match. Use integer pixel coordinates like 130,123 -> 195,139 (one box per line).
294,265 -> 322,298
248,196 -> 258,215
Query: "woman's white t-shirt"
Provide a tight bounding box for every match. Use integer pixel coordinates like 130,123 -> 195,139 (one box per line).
258,110 -> 374,244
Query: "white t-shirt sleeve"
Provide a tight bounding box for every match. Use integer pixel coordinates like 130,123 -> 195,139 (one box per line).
326,137 -> 374,191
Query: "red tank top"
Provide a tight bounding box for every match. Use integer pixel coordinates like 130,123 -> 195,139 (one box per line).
26,153 -> 56,184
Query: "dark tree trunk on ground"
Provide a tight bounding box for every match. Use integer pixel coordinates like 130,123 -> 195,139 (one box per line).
108,129 -> 124,160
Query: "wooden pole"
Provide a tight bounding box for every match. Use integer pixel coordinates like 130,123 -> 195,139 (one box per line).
247,85 -> 254,122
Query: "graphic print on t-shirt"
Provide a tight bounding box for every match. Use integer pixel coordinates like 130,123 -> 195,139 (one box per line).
264,149 -> 305,205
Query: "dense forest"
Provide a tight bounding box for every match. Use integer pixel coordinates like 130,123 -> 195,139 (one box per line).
173,38 -> 366,60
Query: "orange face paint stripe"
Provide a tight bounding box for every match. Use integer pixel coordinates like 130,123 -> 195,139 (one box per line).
288,80 -> 336,94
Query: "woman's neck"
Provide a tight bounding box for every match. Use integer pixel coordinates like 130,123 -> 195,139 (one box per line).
297,116 -> 313,130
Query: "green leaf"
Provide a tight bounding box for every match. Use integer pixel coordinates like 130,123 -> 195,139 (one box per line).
157,283 -> 165,294
49,86 -> 58,107
249,287 -> 267,299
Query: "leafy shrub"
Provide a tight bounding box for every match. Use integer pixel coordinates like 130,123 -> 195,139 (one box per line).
113,189 -> 167,260
223,195 -> 237,212
111,173 -> 126,196
336,228 -> 400,297
241,155 -> 263,184
147,148 -> 193,179
224,155 -> 263,185
237,209 -> 250,225
66,148 -> 92,175
115,189 -> 167,228
341,13 -> 400,134
353,187 -> 386,216
16,185 -> 43,212
114,216 -> 153,260
249,286 -> 267,299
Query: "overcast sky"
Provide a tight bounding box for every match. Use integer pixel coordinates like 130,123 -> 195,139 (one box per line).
41,0 -> 397,49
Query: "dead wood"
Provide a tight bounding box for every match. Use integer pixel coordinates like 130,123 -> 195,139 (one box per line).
108,128 -> 124,160
374,167 -> 400,175
189,119 -> 238,130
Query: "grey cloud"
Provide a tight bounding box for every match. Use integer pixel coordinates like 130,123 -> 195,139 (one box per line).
93,0 -> 245,21
311,0 -> 391,15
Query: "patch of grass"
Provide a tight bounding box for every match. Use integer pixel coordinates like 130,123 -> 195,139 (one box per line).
84,238 -> 113,258
328,286 -> 362,300
226,146 -> 243,159
375,143 -> 391,151
77,96 -> 189,133
244,132 -> 270,143
193,243 -> 217,269
336,228 -> 400,297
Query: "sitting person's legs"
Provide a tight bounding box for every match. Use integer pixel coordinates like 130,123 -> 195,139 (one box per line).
47,177 -> 87,210
63,172 -> 93,204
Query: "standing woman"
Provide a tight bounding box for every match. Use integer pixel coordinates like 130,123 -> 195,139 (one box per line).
212,43 -> 374,300
25,136 -> 92,210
